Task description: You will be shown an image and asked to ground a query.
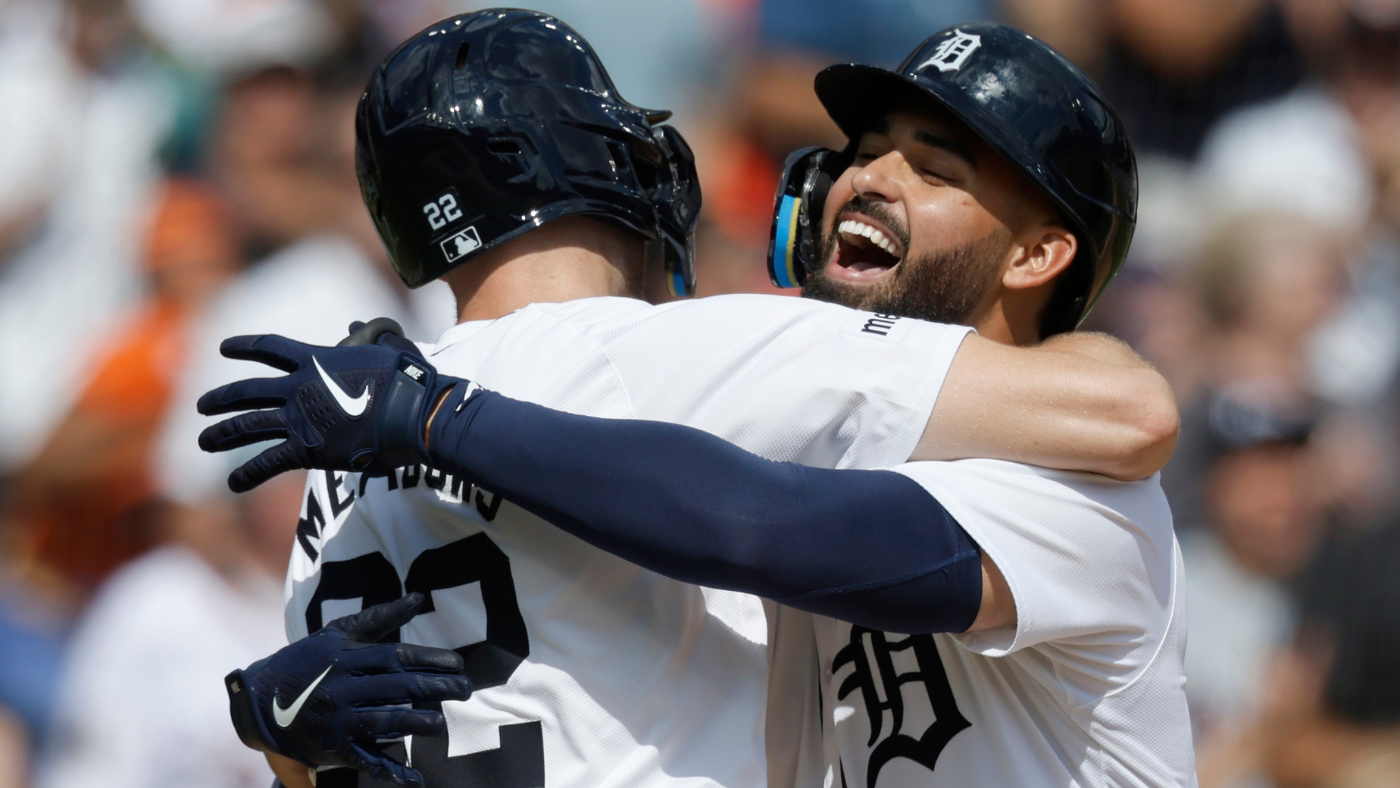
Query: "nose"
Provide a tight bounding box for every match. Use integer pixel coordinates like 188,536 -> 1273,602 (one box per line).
849,151 -> 904,205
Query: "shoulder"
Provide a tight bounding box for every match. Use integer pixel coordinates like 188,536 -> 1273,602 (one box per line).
523,294 -> 831,336
898,460 -> 1178,655
894,459 -> 1172,534
895,459 -> 1176,589
557,294 -> 968,358
423,302 -> 636,415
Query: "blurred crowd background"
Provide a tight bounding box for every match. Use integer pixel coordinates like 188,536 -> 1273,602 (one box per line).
1,0 -> 1399,786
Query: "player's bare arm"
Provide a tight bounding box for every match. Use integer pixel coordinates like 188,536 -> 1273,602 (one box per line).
918,331 -> 1178,481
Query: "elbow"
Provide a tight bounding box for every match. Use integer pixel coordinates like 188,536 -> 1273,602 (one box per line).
1103,370 -> 1180,481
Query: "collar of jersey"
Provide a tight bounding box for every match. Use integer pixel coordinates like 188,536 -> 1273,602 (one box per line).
427,297 -> 649,356
429,318 -> 500,356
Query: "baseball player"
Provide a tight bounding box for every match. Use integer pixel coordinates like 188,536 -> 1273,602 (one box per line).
203,14 -> 1179,788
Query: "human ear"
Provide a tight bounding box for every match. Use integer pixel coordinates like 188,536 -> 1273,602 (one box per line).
1001,226 -> 1077,291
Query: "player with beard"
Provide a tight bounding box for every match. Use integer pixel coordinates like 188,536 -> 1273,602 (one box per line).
800,195 -> 1012,328
201,19 -> 1185,788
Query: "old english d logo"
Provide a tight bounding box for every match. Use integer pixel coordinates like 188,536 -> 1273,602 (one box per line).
917,29 -> 982,73
834,628 -> 970,786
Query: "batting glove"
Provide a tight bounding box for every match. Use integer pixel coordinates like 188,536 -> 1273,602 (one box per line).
197,319 -> 465,492
226,593 -> 472,786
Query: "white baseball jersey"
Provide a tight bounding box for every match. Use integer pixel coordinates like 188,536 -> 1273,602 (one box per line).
780,459 -> 1195,788
280,295 -> 971,788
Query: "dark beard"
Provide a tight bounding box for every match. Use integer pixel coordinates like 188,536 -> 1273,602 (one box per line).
801,221 -> 1010,325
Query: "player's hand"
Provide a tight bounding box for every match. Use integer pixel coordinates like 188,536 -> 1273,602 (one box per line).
197,319 -> 466,492
225,593 -> 472,786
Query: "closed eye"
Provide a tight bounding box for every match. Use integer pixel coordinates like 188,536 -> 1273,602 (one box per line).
919,167 -> 955,184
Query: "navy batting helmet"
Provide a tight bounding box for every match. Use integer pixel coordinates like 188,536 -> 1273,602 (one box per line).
768,23 -> 1137,336
357,10 -> 701,294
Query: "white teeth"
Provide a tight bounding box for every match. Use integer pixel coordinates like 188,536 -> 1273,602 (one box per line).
838,219 -> 901,259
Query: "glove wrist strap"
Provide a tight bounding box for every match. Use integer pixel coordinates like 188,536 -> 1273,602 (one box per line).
374,373 -> 431,465
372,358 -> 461,467
226,669 -> 280,756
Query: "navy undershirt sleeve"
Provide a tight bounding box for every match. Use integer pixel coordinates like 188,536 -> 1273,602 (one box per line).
425,388 -> 983,634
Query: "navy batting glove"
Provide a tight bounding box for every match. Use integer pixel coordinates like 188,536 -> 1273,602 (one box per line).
197,320 -> 466,492
226,593 -> 472,786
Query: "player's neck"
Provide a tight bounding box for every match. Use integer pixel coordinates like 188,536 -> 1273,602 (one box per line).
444,216 -> 646,323
970,287 -> 1051,347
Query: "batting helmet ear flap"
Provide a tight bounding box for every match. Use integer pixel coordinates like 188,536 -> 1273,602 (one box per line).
767,146 -> 850,288
650,124 -> 701,296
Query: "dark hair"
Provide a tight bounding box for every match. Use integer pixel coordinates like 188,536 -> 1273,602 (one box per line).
1297,524 -> 1400,724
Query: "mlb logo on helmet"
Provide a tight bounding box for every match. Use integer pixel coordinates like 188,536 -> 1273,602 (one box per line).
441,226 -> 483,263
918,29 -> 982,73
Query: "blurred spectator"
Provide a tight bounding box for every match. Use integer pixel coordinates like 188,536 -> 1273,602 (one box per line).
155,64 -> 452,511
1010,0 -> 1306,161
0,707 -> 23,788
36,471 -> 299,788
1196,93 -> 1372,237
0,0 -> 177,472
210,66 -> 334,254
758,0 -> 990,69
31,67 -> 452,785
1200,523 -> 1400,788
1158,215 -> 1349,528
523,0 -> 709,120
4,179 -> 239,593
1278,0 -> 1400,227
1195,2 -> 1400,410
1181,390 -> 1323,746
129,0 -> 335,76
0,582 -> 65,788
1194,216 -> 1349,395
1008,1 -> 1313,275
1098,0 -> 1307,160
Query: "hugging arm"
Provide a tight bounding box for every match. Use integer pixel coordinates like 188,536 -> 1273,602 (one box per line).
920,331 -> 1180,480
196,323 -> 1156,635
195,330 -> 988,632
426,387 -> 988,635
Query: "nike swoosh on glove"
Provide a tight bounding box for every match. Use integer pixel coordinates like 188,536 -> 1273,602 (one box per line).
226,593 -> 472,786
197,320 -> 466,492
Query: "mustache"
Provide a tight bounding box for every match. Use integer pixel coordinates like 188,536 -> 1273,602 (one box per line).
830,196 -> 911,255
803,226 -> 1010,326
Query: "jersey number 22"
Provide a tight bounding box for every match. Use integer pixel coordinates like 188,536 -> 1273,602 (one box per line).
308,533 -> 542,788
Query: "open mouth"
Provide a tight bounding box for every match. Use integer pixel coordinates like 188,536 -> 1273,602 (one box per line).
827,214 -> 905,282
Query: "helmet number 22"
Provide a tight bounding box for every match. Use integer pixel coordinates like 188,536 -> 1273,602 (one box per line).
423,194 -> 464,232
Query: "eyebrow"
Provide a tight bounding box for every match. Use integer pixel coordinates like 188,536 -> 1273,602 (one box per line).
862,118 -> 978,170
912,129 -> 978,170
